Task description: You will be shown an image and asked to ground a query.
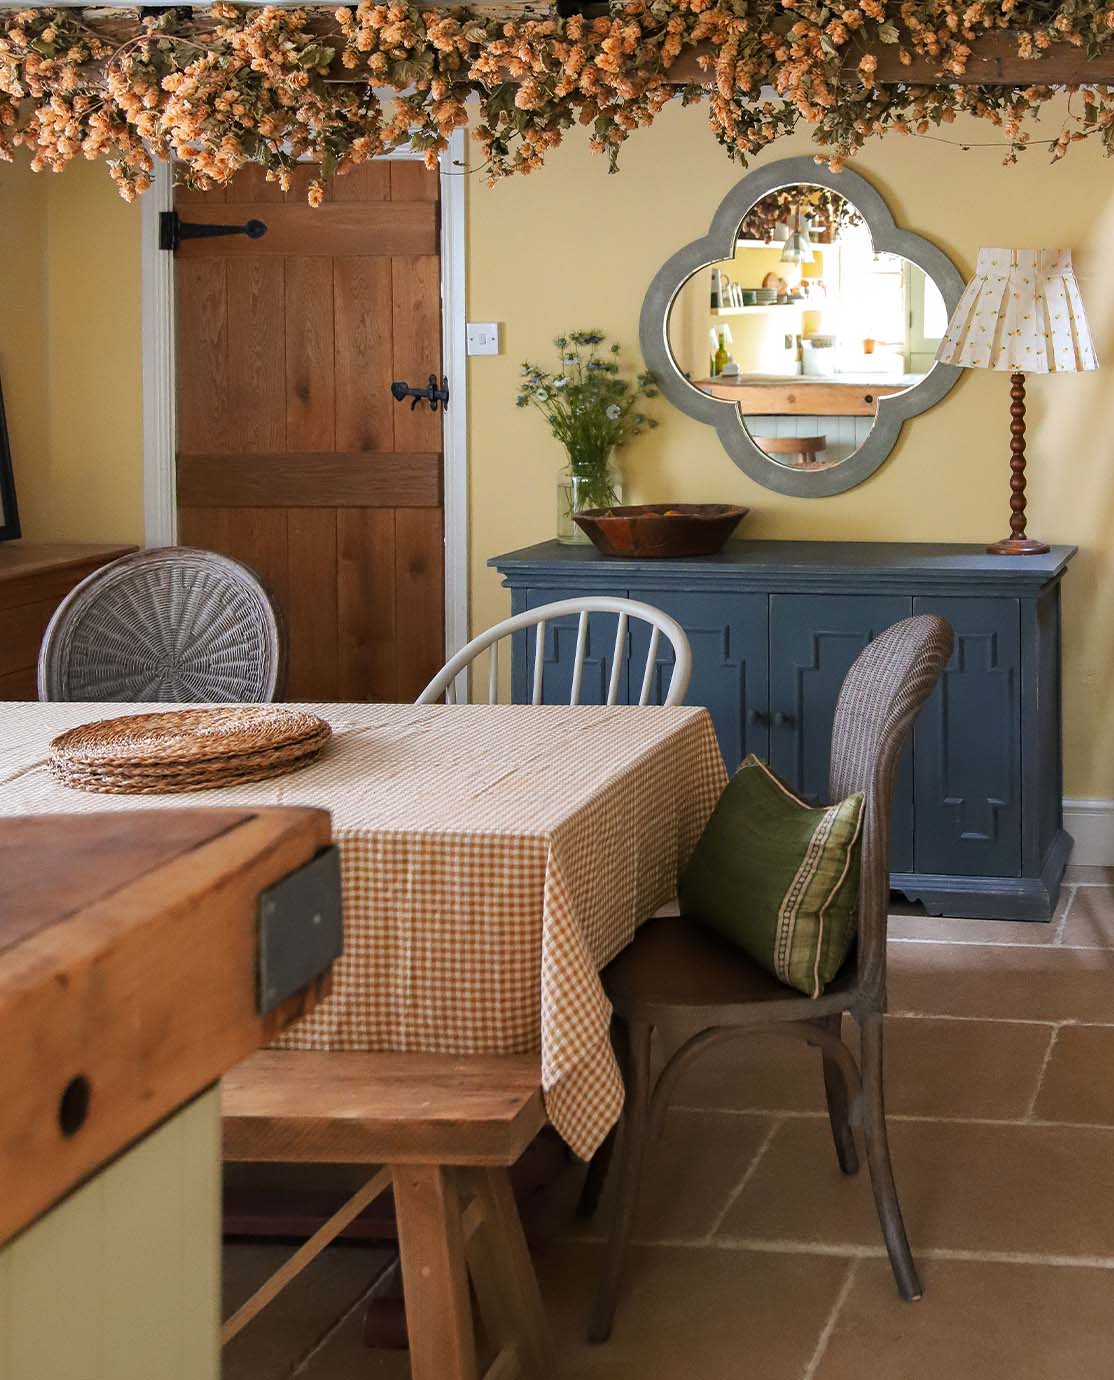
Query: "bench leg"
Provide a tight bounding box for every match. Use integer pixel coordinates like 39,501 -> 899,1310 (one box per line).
463,1167 -> 558,1379
393,1165 -> 479,1380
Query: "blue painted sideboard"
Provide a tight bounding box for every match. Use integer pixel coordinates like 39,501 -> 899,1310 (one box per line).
489,540 -> 1077,921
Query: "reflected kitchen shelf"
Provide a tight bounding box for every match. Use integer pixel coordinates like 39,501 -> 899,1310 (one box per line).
733,238 -> 833,250
712,303 -> 807,316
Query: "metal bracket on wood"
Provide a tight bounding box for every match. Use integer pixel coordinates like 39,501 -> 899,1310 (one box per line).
256,846 -> 343,1015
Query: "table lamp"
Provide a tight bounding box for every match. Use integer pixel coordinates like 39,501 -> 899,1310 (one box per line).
935,248 -> 1097,555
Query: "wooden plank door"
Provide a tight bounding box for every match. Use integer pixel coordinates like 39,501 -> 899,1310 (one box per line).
174,162 -> 444,702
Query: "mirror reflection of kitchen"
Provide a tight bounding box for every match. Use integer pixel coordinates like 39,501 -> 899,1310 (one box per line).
667,185 -> 949,470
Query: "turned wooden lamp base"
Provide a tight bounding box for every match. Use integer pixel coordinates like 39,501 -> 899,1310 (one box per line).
987,535 -> 1051,556
988,371 -> 1049,556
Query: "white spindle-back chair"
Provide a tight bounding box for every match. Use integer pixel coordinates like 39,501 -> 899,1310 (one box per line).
417,597 -> 692,707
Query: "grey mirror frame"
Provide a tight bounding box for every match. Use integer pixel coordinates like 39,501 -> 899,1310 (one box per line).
640,158 -> 966,497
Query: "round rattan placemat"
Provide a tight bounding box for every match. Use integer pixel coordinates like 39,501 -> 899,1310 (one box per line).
49,706 -> 332,795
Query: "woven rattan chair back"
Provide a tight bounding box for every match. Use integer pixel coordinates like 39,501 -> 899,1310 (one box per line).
38,547 -> 284,703
828,614 -> 954,1005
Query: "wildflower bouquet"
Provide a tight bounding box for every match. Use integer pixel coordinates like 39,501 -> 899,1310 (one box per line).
516,331 -> 658,518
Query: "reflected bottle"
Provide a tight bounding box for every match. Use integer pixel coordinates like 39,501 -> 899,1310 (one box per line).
713,331 -> 728,377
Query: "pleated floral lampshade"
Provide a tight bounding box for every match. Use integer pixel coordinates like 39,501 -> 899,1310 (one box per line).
936,248 -> 1097,374
935,247 -> 1098,556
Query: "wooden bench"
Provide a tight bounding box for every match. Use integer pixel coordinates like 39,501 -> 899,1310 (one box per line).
222,1050 -> 557,1380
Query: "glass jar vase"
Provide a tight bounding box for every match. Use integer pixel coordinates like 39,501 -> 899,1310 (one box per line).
556,457 -> 623,545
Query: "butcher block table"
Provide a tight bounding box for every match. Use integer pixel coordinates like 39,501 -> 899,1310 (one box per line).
0,806 -> 338,1380
0,702 -> 726,1160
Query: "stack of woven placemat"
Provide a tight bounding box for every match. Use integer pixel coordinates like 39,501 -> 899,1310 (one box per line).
49,706 -> 332,795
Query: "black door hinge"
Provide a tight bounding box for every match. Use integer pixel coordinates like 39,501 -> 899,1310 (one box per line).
159,210 -> 269,253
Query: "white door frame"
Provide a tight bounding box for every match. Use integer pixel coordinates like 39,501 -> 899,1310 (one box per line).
140,127 -> 470,671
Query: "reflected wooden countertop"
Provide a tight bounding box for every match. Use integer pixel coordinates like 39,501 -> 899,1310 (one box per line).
692,374 -> 921,414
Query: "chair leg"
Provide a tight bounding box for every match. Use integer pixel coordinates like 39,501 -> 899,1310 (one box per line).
860,1012 -> 923,1302
587,1020 -> 653,1345
577,1016 -> 628,1219
818,1014 -> 860,1176
393,1164 -> 479,1380
577,1123 -> 617,1220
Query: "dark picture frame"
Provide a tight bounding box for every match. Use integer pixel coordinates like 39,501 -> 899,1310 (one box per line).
0,378 -> 20,542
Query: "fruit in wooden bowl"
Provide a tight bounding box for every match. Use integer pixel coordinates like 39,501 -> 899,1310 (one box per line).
571,503 -> 749,559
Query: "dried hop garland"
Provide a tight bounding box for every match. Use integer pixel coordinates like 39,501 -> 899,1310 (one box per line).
0,2 -> 1113,203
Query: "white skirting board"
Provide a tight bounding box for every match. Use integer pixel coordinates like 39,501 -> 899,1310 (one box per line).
1063,799 -> 1114,867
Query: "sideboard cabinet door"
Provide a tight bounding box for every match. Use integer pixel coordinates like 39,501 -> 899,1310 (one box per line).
513,587 -> 630,705
626,589 -> 770,769
911,596 -> 1022,878
769,594 -> 914,872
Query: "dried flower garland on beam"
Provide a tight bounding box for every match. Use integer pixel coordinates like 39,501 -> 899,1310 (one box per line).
2,3 -> 1114,202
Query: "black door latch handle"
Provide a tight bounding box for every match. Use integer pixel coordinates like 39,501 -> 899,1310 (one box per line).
159,210 -> 268,252
391,375 -> 449,413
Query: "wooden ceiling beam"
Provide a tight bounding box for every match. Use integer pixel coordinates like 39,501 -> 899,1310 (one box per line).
668,32 -> 1114,85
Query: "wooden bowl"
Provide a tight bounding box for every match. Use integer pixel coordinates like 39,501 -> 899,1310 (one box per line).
572,503 -> 749,559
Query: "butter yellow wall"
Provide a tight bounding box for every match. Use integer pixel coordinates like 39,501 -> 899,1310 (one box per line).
0,159 -> 142,546
44,161 -> 144,546
0,164 -> 50,536
466,96 -> 1114,799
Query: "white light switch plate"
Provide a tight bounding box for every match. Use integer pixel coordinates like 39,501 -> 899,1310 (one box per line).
466,322 -> 501,356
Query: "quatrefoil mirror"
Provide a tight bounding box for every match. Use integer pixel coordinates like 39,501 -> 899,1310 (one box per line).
640,158 -> 967,496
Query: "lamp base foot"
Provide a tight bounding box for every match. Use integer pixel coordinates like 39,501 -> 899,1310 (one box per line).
987,536 -> 1051,556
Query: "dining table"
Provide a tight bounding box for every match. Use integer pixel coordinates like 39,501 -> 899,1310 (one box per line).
0,700 -> 727,1159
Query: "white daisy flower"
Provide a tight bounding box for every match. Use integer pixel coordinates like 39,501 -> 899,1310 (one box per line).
606,403 -> 622,420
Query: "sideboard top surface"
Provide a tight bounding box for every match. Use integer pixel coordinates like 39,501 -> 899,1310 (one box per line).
490,539 -> 1076,593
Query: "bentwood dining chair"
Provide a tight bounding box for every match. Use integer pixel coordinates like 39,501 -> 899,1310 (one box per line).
581,615 -> 954,1341
38,546 -> 284,702
417,596 -> 692,707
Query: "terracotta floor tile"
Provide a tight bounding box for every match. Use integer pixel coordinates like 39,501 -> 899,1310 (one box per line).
1060,887 -> 1114,947
299,1241 -> 850,1380
1034,1024 -> 1114,1125
813,1258 -> 1114,1380
720,1118 -> 1114,1258
299,1308 -> 409,1379
582,1108 -> 775,1242
1066,865 -> 1114,886
887,898 -> 1066,945
669,1017 -> 1051,1121
223,1241 -> 395,1380
887,942 -> 1114,1022
538,1241 -> 849,1380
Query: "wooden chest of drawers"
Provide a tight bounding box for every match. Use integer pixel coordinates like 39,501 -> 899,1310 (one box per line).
0,541 -> 136,699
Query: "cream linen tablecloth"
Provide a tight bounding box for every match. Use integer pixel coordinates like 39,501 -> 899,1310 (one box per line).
0,702 -> 725,1157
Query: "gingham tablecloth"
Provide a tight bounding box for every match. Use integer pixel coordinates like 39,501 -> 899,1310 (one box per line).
0,702 -> 725,1157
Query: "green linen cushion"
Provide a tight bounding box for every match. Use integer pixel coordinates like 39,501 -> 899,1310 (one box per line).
678,754 -> 865,999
